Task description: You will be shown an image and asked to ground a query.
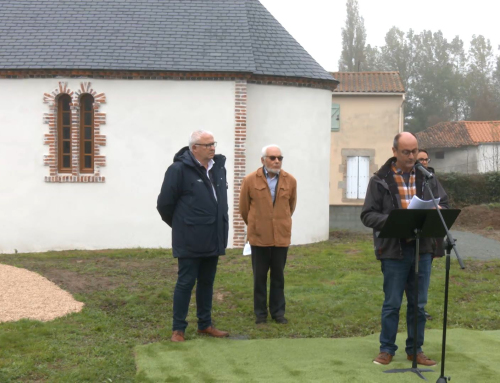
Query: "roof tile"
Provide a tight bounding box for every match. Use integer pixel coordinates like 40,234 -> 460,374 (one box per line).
330,71 -> 405,93
416,121 -> 500,149
0,0 -> 334,81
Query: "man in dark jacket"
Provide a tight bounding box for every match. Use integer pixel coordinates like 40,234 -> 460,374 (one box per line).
361,132 -> 449,366
157,130 -> 229,342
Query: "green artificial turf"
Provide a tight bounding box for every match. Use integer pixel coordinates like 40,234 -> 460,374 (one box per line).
135,329 -> 500,383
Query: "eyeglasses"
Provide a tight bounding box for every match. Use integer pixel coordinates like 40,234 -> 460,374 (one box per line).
194,142 -> 217,148
265,156 -> 283,162
417,158 -> 431,163
400,149 -> 418,156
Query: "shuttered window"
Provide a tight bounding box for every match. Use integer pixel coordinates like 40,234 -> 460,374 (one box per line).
331,103 -> 340,131
346,156 -> 369,199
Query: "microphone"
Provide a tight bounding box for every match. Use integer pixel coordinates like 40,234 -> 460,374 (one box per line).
414,161 -> 434,179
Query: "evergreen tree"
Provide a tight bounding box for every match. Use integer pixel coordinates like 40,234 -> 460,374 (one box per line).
338,0 -> 366,71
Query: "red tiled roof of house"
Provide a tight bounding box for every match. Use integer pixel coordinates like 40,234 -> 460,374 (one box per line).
330,71 -> 405,93
416,121 -> 500,149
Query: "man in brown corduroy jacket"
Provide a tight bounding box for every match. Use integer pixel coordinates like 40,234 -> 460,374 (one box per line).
239,144 -> 297,325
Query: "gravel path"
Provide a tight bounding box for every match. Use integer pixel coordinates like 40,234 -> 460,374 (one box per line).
0,264 -> 84,323
450,231 -> 500,261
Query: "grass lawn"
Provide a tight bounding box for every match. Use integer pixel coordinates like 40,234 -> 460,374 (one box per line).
1,232 -> 499,382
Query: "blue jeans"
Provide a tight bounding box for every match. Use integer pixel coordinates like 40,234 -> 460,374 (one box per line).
380,247 -> 432,355
172,256 -> 219,332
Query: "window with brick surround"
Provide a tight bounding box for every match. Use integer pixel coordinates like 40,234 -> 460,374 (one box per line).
57,94 -> 72,173
43,82 -> 107,183
80,94 -> 94,173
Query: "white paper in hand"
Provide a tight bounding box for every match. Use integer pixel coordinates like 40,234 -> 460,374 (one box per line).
243,242 -> 252,256
408,195 -> 440,210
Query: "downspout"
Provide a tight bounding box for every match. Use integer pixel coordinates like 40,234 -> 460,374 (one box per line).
399,94 -> 406,133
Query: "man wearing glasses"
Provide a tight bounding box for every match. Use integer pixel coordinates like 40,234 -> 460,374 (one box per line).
361,132 -> 449,366
416,149 -> 444,321
157,130 -> 229,342
239,145 -> 297,325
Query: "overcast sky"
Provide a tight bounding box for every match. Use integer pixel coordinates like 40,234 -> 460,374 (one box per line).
259,0 -> 500,72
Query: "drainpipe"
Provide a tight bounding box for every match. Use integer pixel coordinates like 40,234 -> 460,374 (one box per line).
399,94 -> 406,133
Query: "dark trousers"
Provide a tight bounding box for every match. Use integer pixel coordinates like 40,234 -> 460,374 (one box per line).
250,246 -> 288,319
172,256 -> 219,332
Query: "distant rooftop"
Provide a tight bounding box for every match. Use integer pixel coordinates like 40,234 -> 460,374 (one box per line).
416,121 -> 500,149
331,72 -> 404,93
0,0 -> 335,82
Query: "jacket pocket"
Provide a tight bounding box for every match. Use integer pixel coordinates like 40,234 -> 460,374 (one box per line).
184,216 -> 218,254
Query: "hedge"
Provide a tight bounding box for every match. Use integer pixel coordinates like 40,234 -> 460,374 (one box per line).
437,172 -> 500,207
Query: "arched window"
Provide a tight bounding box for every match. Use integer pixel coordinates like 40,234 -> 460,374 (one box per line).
80,94 -> 94,173
58,94 -> 72,173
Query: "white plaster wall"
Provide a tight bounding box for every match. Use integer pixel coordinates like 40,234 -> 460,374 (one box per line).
246,84 -> 332,245
0,78 -> 235,253
428,147 -> 478,174
478,144 -> 500,173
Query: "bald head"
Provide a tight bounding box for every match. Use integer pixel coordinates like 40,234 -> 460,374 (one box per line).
392,132 -> 418,172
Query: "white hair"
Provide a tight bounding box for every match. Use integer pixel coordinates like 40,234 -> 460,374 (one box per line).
189,130 -> 214,151
261,144 -> 282,158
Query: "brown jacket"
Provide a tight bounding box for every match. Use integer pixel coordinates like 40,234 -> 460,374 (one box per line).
239,168 -> 297,247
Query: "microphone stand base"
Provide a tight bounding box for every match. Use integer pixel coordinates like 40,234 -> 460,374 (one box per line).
384,367 -> 434,380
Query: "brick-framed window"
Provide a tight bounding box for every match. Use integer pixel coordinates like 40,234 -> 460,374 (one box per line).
43,82 -> 106,182
57,93 -> 73,173
79,93 -> 95,173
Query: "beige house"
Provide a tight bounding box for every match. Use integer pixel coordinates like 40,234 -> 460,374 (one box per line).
329,72 -> 405,230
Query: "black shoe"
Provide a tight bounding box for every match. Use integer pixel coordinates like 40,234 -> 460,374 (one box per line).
274,316 -> 288,324
255,317 -> 267,324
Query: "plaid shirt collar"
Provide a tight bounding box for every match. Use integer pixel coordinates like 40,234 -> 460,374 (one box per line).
391,162 -> 416,209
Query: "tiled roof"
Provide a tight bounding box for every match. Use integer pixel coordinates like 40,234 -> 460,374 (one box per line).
0,0 -> 334,81
330,71 -> 405,93
416,121 -> 500,149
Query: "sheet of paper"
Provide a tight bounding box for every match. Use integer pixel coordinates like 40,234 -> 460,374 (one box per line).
408,195 -> 440,210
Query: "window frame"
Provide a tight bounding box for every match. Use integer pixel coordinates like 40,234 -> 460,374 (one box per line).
339,148 -> 376,203
79,94 -> 95,174
57,94 -> 72,173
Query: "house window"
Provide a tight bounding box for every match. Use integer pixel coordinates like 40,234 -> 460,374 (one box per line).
43,82 -> 107,182
346,156 -> 369,199
58,94 -> 72,173
80,94 -> 94,173
436,151 -> 445,159
331,103 -> 340,131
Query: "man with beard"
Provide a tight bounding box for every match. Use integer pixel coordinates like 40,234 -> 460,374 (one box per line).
239,145 -> 297,325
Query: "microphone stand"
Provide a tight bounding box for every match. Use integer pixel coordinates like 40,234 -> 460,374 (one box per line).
419,168 -> 465,383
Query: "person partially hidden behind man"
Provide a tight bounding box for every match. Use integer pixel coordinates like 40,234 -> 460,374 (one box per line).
415,149 -> 445,321
361,132 -> 449,366
157,130 -> 229,342
239,145 -> 297,325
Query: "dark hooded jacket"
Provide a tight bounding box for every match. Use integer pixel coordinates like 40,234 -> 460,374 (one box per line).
157,147 -> 229,258
360,157 -> 449,260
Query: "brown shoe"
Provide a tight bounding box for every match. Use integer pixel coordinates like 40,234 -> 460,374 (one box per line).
171,330 -> 185,342
373,352 -> 393,365
407,352 -> 437,366
197,326 -> 229,338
